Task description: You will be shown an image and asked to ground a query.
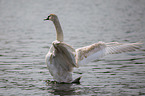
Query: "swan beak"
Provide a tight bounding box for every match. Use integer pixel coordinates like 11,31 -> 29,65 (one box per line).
44,18 -> 48,21
44,16 -> 50,21
44,19 -> 47,21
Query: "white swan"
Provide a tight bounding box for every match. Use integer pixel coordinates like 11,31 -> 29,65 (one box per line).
44,14 -> 142,83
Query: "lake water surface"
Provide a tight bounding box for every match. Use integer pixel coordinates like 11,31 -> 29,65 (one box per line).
0,0 -> 145,95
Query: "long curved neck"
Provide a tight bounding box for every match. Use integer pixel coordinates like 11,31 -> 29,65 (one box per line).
53,17 -> 63,42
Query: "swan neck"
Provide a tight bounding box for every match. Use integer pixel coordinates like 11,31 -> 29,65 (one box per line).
53,18 -> 63,42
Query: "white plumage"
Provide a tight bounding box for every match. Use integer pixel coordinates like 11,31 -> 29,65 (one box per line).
44,14 -> 142,83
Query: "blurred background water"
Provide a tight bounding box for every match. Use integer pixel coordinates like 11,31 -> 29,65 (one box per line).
0,0 -> 145,95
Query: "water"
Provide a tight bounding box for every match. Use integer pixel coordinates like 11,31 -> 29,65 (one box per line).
0,0 -> 145,95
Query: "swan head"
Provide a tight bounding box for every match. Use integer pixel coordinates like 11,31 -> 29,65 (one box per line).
44,14 -> 58,21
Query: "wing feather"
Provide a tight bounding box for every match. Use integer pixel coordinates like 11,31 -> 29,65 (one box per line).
76,41 -> 142,65
53,41 -> 77,71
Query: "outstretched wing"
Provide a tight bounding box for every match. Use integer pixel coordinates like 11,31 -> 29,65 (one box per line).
75,41 -> 142,65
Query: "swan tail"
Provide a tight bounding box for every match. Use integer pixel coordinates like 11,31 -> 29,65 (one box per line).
72,76 -> 82,84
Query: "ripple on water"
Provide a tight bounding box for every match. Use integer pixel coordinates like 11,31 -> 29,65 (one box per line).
0,0 -> 145,95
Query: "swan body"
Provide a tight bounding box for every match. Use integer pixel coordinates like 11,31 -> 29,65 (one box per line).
45,40 -> 77,83
44,14 -> 142,83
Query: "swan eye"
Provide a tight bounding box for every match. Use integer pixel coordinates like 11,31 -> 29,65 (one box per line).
48,16 -> 51,20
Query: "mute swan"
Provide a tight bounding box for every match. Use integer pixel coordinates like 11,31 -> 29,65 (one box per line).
44,14 -> 142,83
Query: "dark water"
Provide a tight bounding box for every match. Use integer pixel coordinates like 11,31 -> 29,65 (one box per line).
0,0 -> 145,95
